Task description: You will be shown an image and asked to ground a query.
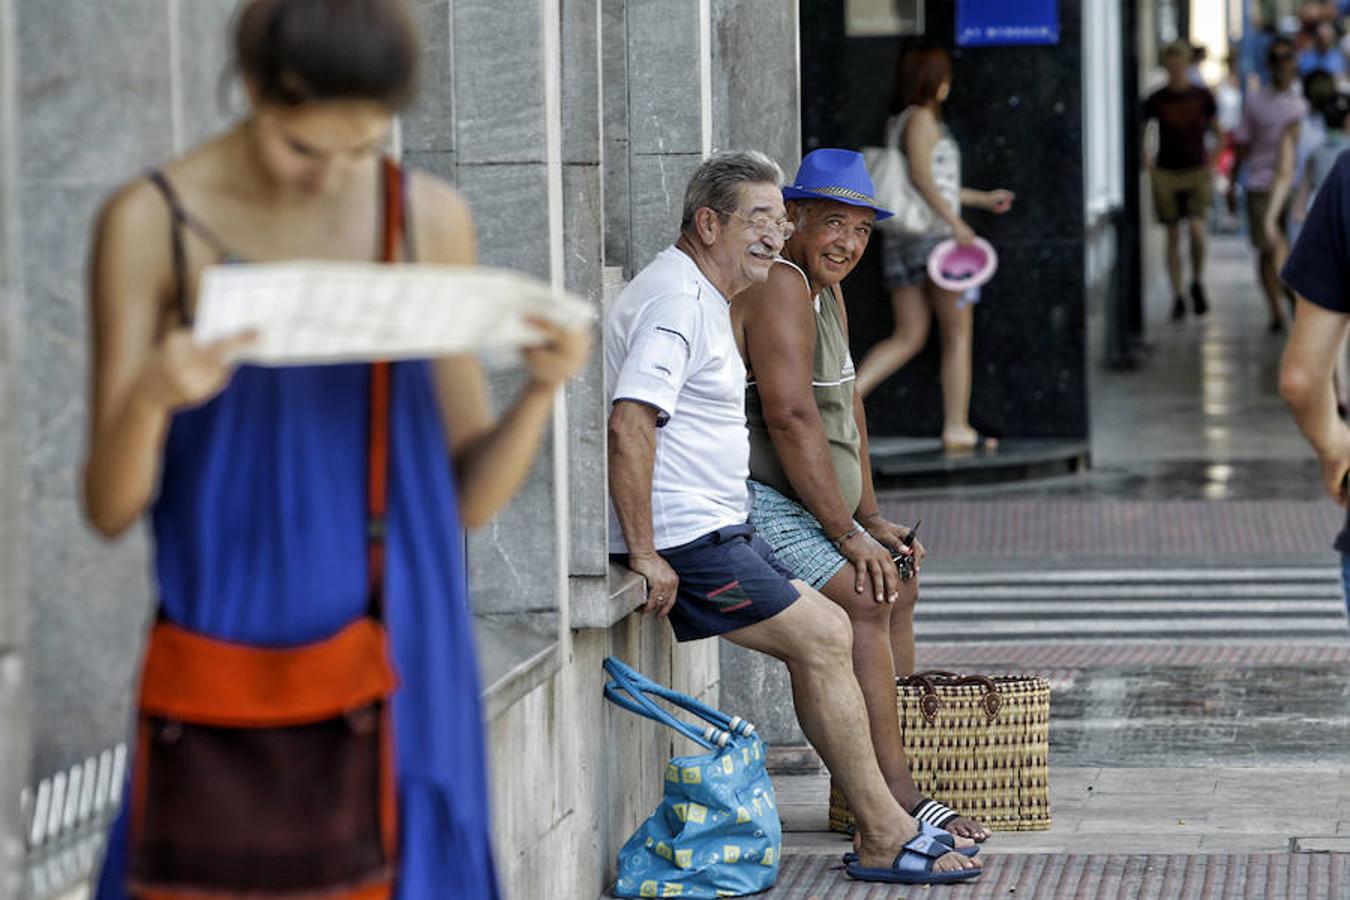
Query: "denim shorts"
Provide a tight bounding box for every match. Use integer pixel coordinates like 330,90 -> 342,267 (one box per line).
747,481 -> 849,589
623,524 -> 801,642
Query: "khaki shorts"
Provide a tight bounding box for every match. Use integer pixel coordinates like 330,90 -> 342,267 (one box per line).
1246,190 -> 1290,252
1150,166 -> 1212,224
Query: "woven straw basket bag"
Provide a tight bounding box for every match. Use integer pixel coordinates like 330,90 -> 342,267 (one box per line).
829,671 -> 1051,833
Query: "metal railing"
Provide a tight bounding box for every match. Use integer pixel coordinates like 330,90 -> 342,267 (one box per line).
20,744 -> 125,900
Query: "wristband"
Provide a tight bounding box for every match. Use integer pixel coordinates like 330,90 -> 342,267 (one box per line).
831,525 -> 862,551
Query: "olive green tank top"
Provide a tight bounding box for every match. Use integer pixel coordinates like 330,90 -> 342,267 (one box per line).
746,258 -> 863,513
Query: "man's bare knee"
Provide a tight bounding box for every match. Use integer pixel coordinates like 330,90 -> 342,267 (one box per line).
788,590 -> 853,669
844,594 -> 893,631
821,564 -> 893,630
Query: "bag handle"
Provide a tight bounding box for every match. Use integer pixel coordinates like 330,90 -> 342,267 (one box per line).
607,657 -> 756,736
603,659 -> 722,750
602,657 -> 757,749
898,670 -> 1003,724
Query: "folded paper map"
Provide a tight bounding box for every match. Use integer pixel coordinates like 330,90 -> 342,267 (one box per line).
193,262 -> 595,365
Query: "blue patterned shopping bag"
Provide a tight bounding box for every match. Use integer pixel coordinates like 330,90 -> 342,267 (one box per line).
603,656 -> 781,899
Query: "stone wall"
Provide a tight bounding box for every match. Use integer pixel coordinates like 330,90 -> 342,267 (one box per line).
0,1 -> 801,897
1,0 -> 28,892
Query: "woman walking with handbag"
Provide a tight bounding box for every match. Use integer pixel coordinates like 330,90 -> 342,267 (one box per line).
854,45 -> 1014,453
82,1 -> 589,897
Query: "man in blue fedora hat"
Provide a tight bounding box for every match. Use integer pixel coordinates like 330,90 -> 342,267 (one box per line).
732,148 -> 991,848
607,151 -> 981,886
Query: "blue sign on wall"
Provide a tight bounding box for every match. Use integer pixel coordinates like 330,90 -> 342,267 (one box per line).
956,0 -> 1059,47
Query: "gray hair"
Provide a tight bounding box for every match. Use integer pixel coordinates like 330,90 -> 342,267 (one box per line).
680,151 -> 784,233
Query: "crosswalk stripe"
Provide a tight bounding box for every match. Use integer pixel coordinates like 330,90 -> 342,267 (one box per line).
911,566 -> 1348,642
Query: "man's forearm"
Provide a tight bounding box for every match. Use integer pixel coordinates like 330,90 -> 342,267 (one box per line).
609,438 -> 658,554
1286,378 -> 1342,456
1282,299 -> 1350,458
767,412 -> 857,538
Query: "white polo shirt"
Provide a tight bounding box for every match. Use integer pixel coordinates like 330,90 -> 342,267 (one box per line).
606,246 -> 751,552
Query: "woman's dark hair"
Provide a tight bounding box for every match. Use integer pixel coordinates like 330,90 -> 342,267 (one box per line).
1267,34 -> 1296,66
1324,91 -> 1350,129
1305,68 -> 1339,112
893,45 -> 953,114
235,0 -> 419,109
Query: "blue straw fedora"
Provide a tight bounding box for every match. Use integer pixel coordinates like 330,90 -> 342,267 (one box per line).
782,148 -> 894,220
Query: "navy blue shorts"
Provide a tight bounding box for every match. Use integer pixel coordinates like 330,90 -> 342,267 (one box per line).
616,523 -> 802,642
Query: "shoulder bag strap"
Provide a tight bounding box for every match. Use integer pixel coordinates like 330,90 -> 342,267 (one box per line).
887,108 -> 913,156
366,157 -> 403,620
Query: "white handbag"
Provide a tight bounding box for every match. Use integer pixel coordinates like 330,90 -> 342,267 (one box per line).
862,108 -> 937,238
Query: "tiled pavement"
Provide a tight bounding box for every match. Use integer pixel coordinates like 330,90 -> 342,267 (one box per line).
763,851 -> 1350,899
917,641 -> 1350,667
872,498 -> 1342,560
773,766 -> 1350,897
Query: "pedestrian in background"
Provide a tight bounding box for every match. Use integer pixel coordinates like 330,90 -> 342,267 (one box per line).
1229,36 -> 1309,332
1279,153 -> 1350,624
1293,93 -> 1350,234
82,0 -> 589,896
1298,19 -> 1347,79
1143,40 -> 1219,321
1287,68 -> 1337,249
854,44 -> 1014,454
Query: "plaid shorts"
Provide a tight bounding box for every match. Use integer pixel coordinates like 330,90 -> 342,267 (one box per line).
747,480 -> 849,589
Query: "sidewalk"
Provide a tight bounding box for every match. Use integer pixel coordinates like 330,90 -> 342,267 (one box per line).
763,232 -> 1350,898
779,767 -> 1350,858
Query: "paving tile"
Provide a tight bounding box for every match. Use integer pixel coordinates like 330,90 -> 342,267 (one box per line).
1025,833 -> 1207,854
1214,768 -> 1334,789
1075,814 -> 1213,834
1199,833 -> 1297,852
874,498 -> 1343,558
1089,767 -> 1219,795
1191,817 -> 1339,835
768,851 -> 1350,898
917,641 -> 1350,669
1293,836 -> 1350,852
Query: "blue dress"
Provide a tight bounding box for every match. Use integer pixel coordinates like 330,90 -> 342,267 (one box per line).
96,360 -> 502,899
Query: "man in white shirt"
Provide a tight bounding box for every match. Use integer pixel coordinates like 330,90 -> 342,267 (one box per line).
606,152 -> 980,886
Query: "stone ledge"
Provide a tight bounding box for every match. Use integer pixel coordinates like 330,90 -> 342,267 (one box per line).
570,565 -> 647,630
475,611 -> 561,720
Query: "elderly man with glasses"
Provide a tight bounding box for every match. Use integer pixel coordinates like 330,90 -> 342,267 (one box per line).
605,151 -> 981,886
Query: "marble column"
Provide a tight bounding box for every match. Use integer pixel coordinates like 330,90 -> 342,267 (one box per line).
624,0 -> 708,272
1,3 -> 28,892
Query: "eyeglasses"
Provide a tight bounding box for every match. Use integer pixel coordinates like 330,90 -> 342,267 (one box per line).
724,210 -> 796,240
